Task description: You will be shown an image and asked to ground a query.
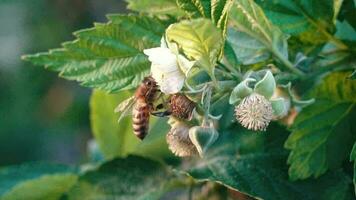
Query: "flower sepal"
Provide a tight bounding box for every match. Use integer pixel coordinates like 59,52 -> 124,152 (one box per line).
229,78 -> 255,105
189,123 -> 219,157
254,70 -> 276,99
281,82 -> 315,107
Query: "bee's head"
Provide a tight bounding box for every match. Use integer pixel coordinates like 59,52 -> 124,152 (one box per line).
143,76 -> 157,88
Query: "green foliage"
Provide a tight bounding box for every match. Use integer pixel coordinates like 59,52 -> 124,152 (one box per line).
90,90 -> 173,161
19,0 -> 356,199
23,15 -> 169,93
229,0 -> 302,75
67,156 -> 173,200
351,143 -> 356,195
285,72 -> 356,180
227,28 -> 270,65
285,100 -> 355,180
126,0 -> 184,16
0,163 -> 78,200
254,0 -> 345,47
90,90 -> 139,159
176,0 -> 233,34
166,18 -> 224,80
185,124 -> 353,200
0,156 -> 179,200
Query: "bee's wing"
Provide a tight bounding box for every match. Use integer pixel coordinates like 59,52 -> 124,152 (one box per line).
115,96 -> 136,123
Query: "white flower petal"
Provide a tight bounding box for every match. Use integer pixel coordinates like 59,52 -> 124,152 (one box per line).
177,55 -> 195,76
144,46 -> 191,94
143,47 -> 177,71
159,75 -> 185,94
151,63 -> 165,83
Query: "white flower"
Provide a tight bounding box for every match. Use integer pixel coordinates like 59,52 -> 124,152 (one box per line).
143,46 -> 194,94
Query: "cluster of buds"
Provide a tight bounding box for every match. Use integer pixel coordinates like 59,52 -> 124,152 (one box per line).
144,37 -> 221,157
142,33 -> 313,157
166,94 -> 219,157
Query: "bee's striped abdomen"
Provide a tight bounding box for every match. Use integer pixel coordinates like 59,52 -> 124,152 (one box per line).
132,101 -> 150,140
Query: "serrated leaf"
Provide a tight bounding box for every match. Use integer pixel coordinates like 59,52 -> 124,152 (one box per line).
67,155 -> 173,200
285,100 -> 355,180
227,28 -> 270,65
0,163 -> 78,200
313,72 -> 356,102
176,0 -> 233,35
166,18 -> 224,78
255,0 -> 346,46
229,0 -> 293,71
126,0 -> 184,16
184,124 -> 354,200
23,15 -> 169,93
285,72 -> 356,180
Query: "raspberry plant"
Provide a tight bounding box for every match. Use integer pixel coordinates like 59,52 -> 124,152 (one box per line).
1,0 -> 355,199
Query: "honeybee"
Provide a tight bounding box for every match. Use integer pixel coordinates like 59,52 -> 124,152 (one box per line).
116,77 -> 197,139
115,76 -> 169,140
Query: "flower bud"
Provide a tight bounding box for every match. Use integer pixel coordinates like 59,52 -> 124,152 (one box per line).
169,94 -> 195,120
166,118 -> 197,157
235,93 -> 273,131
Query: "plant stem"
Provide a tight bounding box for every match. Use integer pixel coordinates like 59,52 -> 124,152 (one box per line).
272,49 -> 305,76
218,61 -> 242,80
188,184 -> 194,200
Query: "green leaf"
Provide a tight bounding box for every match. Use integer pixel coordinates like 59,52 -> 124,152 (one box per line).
285,72 -> 356,180
285,100 -> 355,180
229,0 -> 288,58
23,15 -> 169,93
166,18 -> 224,79
90,90 -> 140,159
90,90 -> 173,161
313,72 -> 356,102
133,117 -> 174,160
350,142 -> 356,196
0,163 -> 78,200
335,20 -> 356,42
211,93 -> 235,130
184,124 -> 354,200
229,0 -> 302,75
126,0 -> 184,16
176,0 -> 233,34
227,28 -> 270,65
67,155 -> 173,200
255,0 -> 347,47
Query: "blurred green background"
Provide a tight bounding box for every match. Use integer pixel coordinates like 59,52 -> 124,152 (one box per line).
0,0 -> 127,166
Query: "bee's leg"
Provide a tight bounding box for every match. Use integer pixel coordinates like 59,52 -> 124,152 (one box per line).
151,110 -> 171,117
